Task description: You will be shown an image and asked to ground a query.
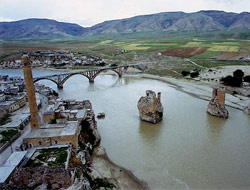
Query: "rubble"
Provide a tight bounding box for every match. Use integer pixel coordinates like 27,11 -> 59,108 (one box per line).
97,112 -> 105,119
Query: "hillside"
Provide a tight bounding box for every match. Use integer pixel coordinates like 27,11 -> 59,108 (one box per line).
0,19 -> 86,39
0,10 -> 250,39
85,11 -> 250,35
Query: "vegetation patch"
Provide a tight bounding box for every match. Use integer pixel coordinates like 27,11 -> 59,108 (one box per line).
99,40 -> 113,45
115,42 -> 149,50
183,42 -> 203,47
0,129 -> 18,145
0,115 -> 12,126
208,46 -> 239,52
92,178 -> 116,189
162,47 -> 207,58
221,69 -> 245,87
26,148 -> 68,167
191,51 -> 224,59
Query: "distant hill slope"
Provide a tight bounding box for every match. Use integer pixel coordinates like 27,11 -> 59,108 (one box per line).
0,19 -> 86,39
85,10 -> 250,35
0,11 -> 250,39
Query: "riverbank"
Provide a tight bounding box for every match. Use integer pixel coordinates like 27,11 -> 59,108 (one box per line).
38,65 -> 250,111
125,73 -> 249,112
91,146 -> 148,189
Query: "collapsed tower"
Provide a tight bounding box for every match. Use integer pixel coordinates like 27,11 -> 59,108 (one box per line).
207,87 -> 229,119
137,90 -> 163,124
22,55 -> 41,129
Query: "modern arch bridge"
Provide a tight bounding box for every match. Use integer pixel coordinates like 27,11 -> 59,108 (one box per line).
33,63 -> 149,89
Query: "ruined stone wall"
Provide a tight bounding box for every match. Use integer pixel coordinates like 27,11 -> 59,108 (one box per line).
25,134 -> 79,148
137,90 -> 163,123
207,87 -> 228,118
6,167 -> 73,189
43,112 -> 55,124
218,88 -> 225,107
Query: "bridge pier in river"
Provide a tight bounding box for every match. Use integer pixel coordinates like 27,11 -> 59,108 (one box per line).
89,78 -> 95,83
57,84 -> 64,89
33,63 -> 147,88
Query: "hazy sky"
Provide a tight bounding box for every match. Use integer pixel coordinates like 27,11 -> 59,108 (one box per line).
0,0 -> 249,27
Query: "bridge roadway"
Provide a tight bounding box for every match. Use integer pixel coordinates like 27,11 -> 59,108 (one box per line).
33,63 -> 149,89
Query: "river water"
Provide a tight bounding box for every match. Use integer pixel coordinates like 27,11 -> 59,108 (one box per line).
1,69 -> 250,189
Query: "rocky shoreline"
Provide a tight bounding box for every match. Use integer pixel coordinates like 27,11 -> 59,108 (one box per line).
91,146 -> 148,190
72,105 -> 147,189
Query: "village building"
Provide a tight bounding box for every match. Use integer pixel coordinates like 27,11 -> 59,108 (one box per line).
0,95 -> 26,113
0,101 -> 20,113
0,109 -> 7,120
23,121 -> 80,148
22,55 -> 84,150
0,94 -> 6,102
8,95 -> 26,108
0,151 -> 27,187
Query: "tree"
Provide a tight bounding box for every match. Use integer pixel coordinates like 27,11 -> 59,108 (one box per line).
243,75 -> 250,83
181,71 -> 190,77
221,75 -> 242,87
233,69 -> 244,79
190,71 -> 199,78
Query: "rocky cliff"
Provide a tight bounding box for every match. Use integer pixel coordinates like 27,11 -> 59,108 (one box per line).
137,90 -> 163,124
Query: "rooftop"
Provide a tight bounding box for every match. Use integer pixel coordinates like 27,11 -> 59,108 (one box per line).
2,151 -> 27,166
0,101 -> 15,106
26,121 -> 78,138
0,151 -> 27,184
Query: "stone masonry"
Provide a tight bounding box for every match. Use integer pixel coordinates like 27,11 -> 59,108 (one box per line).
137,90 -> 163,124
23,55 -> 41,129
207,87 -> 229,118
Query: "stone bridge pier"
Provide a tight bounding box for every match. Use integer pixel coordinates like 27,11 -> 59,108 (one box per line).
33,64 -> 145,89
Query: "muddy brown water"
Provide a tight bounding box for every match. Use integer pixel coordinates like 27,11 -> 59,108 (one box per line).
2,69 -> 250,189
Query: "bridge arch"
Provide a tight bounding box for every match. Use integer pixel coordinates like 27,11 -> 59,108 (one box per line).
60,73 -> 91,86
92,69 -> 122,81
33,78 -> 59,87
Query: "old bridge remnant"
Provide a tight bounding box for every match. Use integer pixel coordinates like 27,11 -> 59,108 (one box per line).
137,90 -> 163,124
207,87 -> 229,119
33,63 -> 148,89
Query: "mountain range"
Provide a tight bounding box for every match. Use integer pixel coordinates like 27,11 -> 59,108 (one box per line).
0,10 -> 250,39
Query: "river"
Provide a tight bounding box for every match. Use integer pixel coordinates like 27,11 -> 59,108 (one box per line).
1,69 -> 250,189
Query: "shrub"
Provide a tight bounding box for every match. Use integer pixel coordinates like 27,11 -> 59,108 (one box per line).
190,71 -> 199,78
92,178 -> 116,189
221,75 -> 242,87
181,71 -> 190,77
243,75 -> 250,83
233,69 -> 244,79
0,130 -> 18,144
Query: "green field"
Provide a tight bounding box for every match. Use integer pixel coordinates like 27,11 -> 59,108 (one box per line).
1,30 -> 250,76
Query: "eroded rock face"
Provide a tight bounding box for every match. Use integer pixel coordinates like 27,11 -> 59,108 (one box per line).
244,102 -> 250,115
137,90 -> 163,124
207,87 -> 229,118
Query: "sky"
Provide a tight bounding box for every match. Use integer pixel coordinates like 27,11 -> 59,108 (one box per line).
0,0 -> 249,27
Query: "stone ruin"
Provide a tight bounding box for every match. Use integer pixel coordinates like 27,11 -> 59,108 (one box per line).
207,87 -> 229,119
137,90 -> 163,124
6,167 -> 73,189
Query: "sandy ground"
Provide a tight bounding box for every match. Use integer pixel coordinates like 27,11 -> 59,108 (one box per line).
199,66 -> 250,81
91,146 -> 148,190
126,72 -> 250,112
